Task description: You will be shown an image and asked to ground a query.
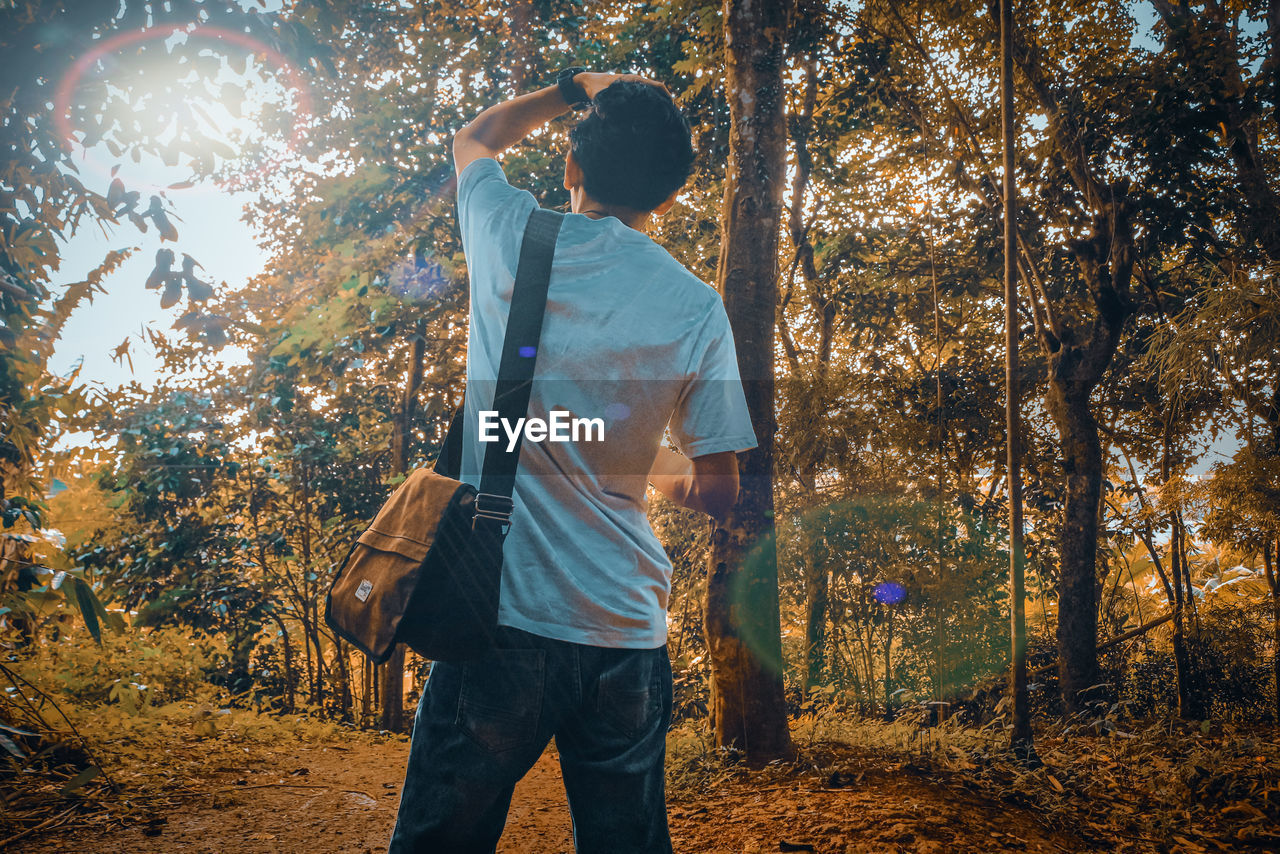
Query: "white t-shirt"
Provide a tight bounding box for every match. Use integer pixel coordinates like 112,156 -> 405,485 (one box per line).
456,157 -> 757,648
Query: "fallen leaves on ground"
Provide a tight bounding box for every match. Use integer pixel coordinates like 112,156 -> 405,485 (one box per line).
6,708 -> 1280,853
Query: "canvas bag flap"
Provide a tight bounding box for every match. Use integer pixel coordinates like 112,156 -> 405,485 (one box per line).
327,468 -> 472,661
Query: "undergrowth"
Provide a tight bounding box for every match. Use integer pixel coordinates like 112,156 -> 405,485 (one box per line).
667,704 -> 1280,852
1,626 -> 388,845
10,625 -> 1279,852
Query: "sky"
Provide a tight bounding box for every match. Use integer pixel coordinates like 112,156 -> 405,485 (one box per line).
50,158 -> 265,394
47,13 -> 291,396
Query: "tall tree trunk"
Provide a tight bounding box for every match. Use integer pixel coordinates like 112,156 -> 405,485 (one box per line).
704,0 -> 794,765
378,651 -> 405,731
785,56 -> 835,697
335,639 -> 353,722
882,613 -> 895,711
362,657 -> 377,725
1010,24 -> 1138,719
301,609 -> 317,705
1037,208 -> 1134,718
1269,388 -> 1280,721
1171,506 -> 1204,718
295,462 -> 327,709
381,318 -> 428,733
1159,422 -> 1205,720
306,620 -> 328,711
1000,0 -> 1034,760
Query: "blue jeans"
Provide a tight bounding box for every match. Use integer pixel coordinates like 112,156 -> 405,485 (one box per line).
388,625 -> 674,854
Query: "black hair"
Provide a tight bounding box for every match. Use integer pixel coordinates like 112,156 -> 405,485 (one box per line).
568,80 -> 695,213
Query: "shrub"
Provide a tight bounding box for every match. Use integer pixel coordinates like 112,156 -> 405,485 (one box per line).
11,623 -> 229,710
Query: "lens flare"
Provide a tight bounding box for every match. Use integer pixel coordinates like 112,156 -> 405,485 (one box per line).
389,257 -> 449,302
53,23 -> 313,193
874,581 -> 907,605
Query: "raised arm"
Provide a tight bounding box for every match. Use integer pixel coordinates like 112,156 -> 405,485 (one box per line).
452,72 -> 670,175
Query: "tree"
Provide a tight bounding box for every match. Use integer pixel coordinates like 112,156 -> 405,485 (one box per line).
1197,450 -> 1280,717
381,316 -> 428,732
2,0 -> 322,648
880,0 -> 1155,714
999,0 -> 1034,758
703,0 -> 794,763
1011,26 -> 1137,716
1104,0 -> 1280,719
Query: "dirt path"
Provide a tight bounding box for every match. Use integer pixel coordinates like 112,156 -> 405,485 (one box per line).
14,738 -> 1088,853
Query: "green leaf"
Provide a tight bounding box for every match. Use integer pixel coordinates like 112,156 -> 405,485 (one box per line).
60,765 -> 100,796
82,576 -> 124,635
0,732 -> 26,759
70,577 -> 102,644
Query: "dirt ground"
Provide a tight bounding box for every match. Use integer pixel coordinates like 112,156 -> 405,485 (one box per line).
13,737 -> 1090,853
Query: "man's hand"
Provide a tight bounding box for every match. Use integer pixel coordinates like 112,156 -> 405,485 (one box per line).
451,71 -> 673,184
648,446 -> 739,521
574,72 -> 671,100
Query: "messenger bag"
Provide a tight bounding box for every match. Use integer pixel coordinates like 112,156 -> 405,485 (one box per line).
324,207 -> 563,663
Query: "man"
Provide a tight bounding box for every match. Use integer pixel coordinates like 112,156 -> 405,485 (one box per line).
389,69 -> 757,854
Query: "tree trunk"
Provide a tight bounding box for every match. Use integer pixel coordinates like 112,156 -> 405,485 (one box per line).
1045,383 -> 1104,714
882,613 -> 895,710
704,0 -> 794,765
803,547 -> 828,690
378,649 -> 404,731
785,57 -> 835,697
335,639 -> 353,722
1169,531 -> 1194,720
1170,509 -> 1206,720
1009,22 -> 1138,719
362,657 -> 377,726
1158,420 -> 1205,721
1266,542 -> 1280,718
381,317 -> 428,733
306,620 -> 328,711
301,611 -> 317,705
272,613 -> 296,714
1000,0 -> 1034,760
1269,395 -> 1280,720
1036,201 -> 1134,718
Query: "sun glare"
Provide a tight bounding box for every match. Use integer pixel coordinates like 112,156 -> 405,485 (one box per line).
54,23 -> 312,196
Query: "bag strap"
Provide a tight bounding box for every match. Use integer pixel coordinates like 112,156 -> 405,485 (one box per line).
473,207 -> 564,528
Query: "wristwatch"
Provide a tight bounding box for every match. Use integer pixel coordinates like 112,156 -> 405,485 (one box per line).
557,67 -> 590,110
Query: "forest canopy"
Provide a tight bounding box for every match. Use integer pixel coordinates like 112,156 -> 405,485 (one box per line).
3,0 -> 1280,849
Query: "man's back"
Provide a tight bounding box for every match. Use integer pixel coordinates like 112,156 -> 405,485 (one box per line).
456,157 -> 755,648
391,71 -> 748,854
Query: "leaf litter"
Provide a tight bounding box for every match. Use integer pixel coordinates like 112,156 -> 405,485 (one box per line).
5,707 -> 1279,852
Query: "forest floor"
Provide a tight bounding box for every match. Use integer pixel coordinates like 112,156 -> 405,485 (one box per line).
6,708 -> 1280,853
10,733 -> 1086,854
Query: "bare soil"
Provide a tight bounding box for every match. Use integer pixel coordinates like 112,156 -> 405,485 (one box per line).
12,737 -> 1090,853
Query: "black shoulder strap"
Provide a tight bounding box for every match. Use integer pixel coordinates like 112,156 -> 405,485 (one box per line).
472,207 -> 563,527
